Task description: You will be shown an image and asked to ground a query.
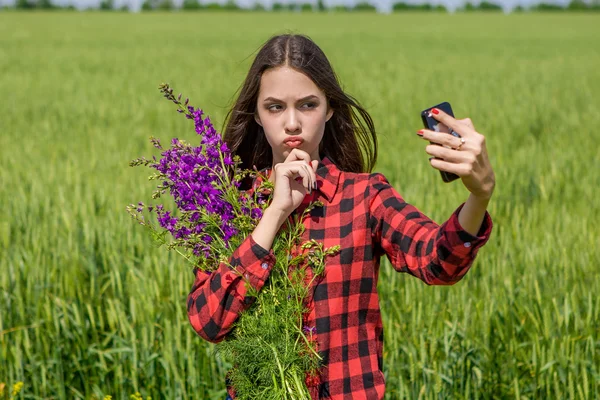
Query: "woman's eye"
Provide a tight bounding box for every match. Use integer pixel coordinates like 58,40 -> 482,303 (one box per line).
302,102 -> 316,109
268,104 -> 282,112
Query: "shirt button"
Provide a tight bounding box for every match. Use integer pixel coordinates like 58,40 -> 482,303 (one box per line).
464,242 -> 472,248
261,262 -> 269,270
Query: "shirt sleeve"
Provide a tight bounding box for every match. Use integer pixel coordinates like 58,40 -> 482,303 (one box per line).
187,234 -> 276,343
368,173 -> 493,285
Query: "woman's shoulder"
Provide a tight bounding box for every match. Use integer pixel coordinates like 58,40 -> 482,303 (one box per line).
336,169 -> 391,197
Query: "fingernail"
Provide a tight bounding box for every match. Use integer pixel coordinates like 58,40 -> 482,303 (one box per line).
428,157 -> 435,161
417,130 -> 424,136
431,108 -> 439,115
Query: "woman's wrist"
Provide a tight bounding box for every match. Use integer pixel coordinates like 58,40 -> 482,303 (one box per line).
471,190 -> 493,203
458,193 -> 491,237
251,207 -> 290,251
263,206 -> 290,227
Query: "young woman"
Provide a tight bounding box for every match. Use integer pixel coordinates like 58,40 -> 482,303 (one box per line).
187,33 -> 495,400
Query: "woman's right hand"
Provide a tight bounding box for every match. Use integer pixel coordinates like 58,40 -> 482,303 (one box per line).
268,149 -> 319,216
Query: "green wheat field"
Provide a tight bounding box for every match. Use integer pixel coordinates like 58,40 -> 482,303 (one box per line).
1,11 -> 599,400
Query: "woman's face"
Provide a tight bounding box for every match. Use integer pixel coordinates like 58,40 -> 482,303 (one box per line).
255,66 -> 333,166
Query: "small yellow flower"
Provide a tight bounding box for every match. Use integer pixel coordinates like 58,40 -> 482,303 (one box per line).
11,381 -> 24,396
103,396 -> 113,400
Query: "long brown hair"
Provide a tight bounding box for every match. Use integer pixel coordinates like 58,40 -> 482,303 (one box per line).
222,33 -> 378,175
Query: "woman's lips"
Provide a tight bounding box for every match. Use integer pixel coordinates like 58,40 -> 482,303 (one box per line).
284,138 -> 304,148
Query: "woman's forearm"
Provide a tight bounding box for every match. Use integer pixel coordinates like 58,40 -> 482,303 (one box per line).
251,207 -> 289,251
458,193 -> 491,237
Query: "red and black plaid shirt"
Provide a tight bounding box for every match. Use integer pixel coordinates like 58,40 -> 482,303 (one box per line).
187,156 -> 493,399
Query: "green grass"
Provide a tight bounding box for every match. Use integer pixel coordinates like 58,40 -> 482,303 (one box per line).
1,11 -> 599,399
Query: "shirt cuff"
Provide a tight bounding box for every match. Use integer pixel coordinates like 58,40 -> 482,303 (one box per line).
443,202 -> 493,257
230,234 -> 277,285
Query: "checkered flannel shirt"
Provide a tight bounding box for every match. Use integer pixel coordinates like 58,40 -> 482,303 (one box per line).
187,156 -> 493,399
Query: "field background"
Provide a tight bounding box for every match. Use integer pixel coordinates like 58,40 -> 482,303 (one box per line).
1,11 -> 599,399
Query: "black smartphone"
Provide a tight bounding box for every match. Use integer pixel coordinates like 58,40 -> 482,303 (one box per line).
420,101 -> 461,183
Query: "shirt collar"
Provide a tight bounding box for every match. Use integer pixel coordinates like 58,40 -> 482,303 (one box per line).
314,156 -> 340,202
251,156 -> 340,202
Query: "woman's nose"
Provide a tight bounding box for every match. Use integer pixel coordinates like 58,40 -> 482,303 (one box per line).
284,109 -> 300,132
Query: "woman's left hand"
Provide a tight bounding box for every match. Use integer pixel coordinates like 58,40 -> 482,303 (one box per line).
417,107 -> 496,199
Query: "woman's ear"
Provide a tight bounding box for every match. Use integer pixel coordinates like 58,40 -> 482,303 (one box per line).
326,107 -> 334,122
254,113 -> 263,127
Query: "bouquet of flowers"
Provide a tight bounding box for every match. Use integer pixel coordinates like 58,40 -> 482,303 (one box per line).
127,83 -> 339,399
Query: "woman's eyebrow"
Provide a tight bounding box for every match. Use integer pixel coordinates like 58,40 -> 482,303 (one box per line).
263,95 -> 319,103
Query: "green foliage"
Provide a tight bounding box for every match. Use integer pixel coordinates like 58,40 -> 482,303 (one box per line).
141,0 -> 153,10
463,1 -> 476,11
223,0 -> 241,10
139,0 -> 174,10
392,2 -> 447,11
182,0 -> 203,10
478,0 -> 502,10
99,0 -> 113,10
331,4 -> 350,11
37,0 -> 56,9
567,0 -> 587,9
566,0 -> 600,10
300,2 -> 313,11
353,1 -> 377,11
1,12 -> 599,399
530,2 -> 565,10
203,2 -> 222,9
218,210 -> 340,399
15,0 -> 35,9
157,0 -> 174,10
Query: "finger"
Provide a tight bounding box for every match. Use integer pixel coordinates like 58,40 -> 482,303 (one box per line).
284,148 -> 311,164
288,163 -> 313,193
458,117 -> 474,130
299,163 -> 312,193
303,161 -> 315,192
428,108 -> 477,138
428,157 -> 471,177
285,150 -> 314,190
425,144 -> 472,164
418,129 -> 465,150
311,160 -> 319,190
290,153 -> 316,191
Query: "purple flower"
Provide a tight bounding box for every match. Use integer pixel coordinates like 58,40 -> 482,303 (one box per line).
151,137 -> 162,149
157,210 -> 178,232
251,208 -> 262,220
303,326 -> 316,335
134,94 -> 249,264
